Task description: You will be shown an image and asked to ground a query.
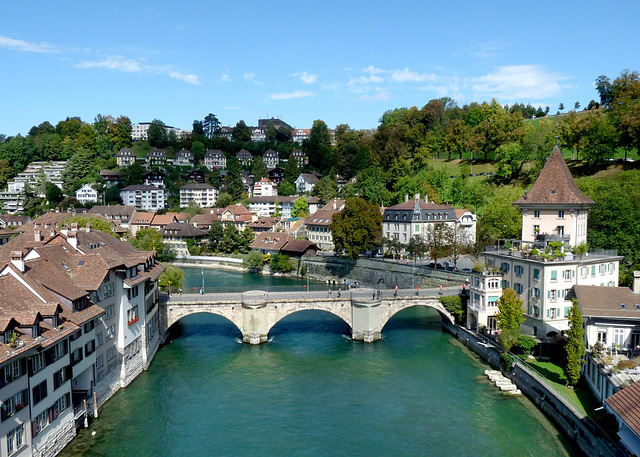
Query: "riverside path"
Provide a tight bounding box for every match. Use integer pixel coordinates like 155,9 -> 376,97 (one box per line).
160,286 -> 459,344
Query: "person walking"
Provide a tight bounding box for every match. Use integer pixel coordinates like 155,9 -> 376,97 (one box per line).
328,288 -> 331,298
394,285 -> 398,297
338,288 -> 342,298
439,284 -> 443,295
376,290 -> 380,299
416,285 -> 420,296
179,287 -> 183,295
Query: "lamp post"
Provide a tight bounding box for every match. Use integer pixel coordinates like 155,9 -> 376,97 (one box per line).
201,268 -> 205,293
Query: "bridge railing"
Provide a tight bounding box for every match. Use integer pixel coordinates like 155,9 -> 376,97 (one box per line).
179,284 -> 332,294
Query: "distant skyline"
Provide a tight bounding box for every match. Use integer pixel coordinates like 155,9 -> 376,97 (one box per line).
1,1 -> 639,136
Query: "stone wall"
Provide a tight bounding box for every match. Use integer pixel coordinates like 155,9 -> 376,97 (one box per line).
303,256 -> 467,288
444,322 -> 623,457
33,416 -> 75,457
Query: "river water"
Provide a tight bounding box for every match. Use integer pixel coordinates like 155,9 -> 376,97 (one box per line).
60,268 -> 578,457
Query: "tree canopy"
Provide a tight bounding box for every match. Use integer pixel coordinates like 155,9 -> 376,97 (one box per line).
330,197 -> 382,259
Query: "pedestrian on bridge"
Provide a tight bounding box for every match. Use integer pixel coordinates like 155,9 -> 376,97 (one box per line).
328,288 -> 331,298
394,285 -> 398,297
376,290 -> 380,300
179,287 -> 183,295
338,288 -> 341,297
439,284 -> 443,295
416,285 -> 419,296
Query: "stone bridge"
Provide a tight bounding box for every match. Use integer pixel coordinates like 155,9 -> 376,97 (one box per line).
159,289 -> 456,344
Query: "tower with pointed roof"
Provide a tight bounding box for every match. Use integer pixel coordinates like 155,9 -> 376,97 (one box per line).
514,145 -> 594,246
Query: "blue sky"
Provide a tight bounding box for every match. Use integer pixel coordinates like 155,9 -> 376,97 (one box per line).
1,1 -> 639,136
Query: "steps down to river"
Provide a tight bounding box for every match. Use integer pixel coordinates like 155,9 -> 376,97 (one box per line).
485,370 -> 521,395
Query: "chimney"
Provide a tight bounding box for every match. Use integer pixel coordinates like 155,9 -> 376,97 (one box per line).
67,231 -> 78,249
70,222 -> 78,231
633,271 -> 640,294
333,198 -> 337,210
404,193 -> 409,202
10,251 -> 24,273
414,193 -> 420,201
85,222 -> 92,233
34,230 -> 43,242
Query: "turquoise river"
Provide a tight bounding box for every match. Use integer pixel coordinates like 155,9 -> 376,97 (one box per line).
59,267 -> 579,456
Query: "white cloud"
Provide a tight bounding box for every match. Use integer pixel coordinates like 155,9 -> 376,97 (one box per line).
362,65 -> 386,75
244,72 -> 256,82
0,34 -> 56,53
75,55 -> 144,73
472,65 -> 571,100
359,91 -> 391,102
220,73 -> 231,82
268,90 -> 314,100
294,71 -> 317,85
391,67 -> 437,83
169,72 -> 200,85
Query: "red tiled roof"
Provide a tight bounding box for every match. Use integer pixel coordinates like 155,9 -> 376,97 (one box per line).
514,146 -> 595,207
606,380 -> 640,436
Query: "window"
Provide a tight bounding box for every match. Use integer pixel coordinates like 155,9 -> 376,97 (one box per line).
599,264 -> 606,275
103,283 -> 115,298
534,210 -> 540,218
6,423 -> 24,455
500,262 -> 510,272
95,354 -> 104,369
514,283 -> 524,295
84,319 -> 95,333
50,341 -> 68,363
564,270 -> 573,281
53,367 -> 68,390
106,346 -> 116,361
105,324 -> 115,340
127,306 -> 139,326
30,353 -> 45,375
598,330 -> 607,344
487,279 -> 500,289
32,380 -> 47,405
558,210 -> 565,219
614,328 -> 625,346
533,288 -> 541,299
581,267 -> 588,278
105,304 -> 115,319
70,348 -> 83,366
127,286 -> 139,300
2,389 -> 28,419
533,269 -> 540,281
548,308 -> 558,319
551,270 -> 558,282
533,224 -> 540,235
549,290 -> 557,301
3,360 -> 24,384
501,280 -> 510,289
514,265 -> 524,277
591,265 -> 596,276
32,410 -> 48,437
96,332 -> 103,347
609,263 -> 616,273
84,340 -> 96,357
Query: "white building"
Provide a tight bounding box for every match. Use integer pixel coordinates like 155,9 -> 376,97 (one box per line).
252,178 -> 277,197
75,184 -> 99,204
115,148 -> 136,168
292,129 -> 310,144
120,185 -> 165,212
204,150 -> 226,171
249,196 -> 298,218
295,173 -> 320,195
0,161 -> 67,214
263,150 -> 279,169
179,183 -> 219,208
131,123 -> 188,142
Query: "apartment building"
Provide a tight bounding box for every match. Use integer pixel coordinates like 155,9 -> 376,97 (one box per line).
179,183 -> 218,208
120,185 -> 165,212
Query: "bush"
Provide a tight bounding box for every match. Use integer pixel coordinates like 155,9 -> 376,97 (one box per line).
439,295 -> 464,324
270,254 -> 295,273
500,353 -> 515,372
618,359 -> 636,370
244,250 -> 265,270
515,334 -> 537,354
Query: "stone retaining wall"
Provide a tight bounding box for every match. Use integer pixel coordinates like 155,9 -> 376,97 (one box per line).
443,322 -> 623,457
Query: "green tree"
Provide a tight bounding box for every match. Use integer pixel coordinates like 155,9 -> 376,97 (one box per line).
304,120 -> 332,171
244,250 -> 264,270
311,176 -> 338,202
251,156 -> 267,180
216,192 -> 234,208
494,142 -> 528,183
292,197 -> 309,217
278,181 -> 296,196
147,119 -> 168,147
202,113 -> 221,139
495,288 -> 524,351
108,115 -> 132,150
330,197 -> 382,259
224,156 -> 244,201
477,186 -> 523,240
232,120 -> 251,142
577,111 -> 616,169
425,222 -> 454,267
223,224 -> 241,252
132,227 -> 166,254
439,295 -> 464,324
270,253 -> 295,273
159,264 -> 185,292
63,216 -> 118,237
208,220 -> 224,251
565,299 -> 586,386
283,154 -> 299,184
347,167 -> 393,206
238,227 -> 254,252
45,182 -> 63,205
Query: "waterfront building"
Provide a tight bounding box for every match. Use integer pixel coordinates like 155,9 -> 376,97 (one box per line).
469,146 -> 621,337
0,213 -> 164,457
179,183 -> 219,208
219,204 -> 254,231
605,380 -> 640,456
382,194 -> 476,246
120,186 -> 165,212
161,223 -> 208,257
74,184 -> 99,205
250,232 -> 317,257
247,217 -> 280,233
115,148 -> 135,168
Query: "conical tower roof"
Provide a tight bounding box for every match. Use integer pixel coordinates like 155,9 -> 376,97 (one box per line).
514,146 -> 595,207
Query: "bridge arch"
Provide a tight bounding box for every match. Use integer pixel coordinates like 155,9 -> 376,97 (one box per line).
379,298 -> 455,331
266,300 -> 353,335
164,301 -> 244,337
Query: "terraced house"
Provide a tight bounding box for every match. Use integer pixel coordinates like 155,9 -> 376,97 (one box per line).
0,213 -> 164,457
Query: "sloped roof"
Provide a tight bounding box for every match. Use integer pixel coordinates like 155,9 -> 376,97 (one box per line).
161,222 -> 207,238
605,380 -> 640,437
131,212 -> 155,225
570,285 -> 640,318
514,146 -> 595,207
250,232 -> 291,251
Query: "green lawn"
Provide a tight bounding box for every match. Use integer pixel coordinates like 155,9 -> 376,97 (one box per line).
518,357 -> 600,418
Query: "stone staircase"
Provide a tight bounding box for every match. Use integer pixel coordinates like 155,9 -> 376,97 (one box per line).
485,370 -> 521,395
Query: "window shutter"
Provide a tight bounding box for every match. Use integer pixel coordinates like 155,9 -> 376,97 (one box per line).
48,406 -> 54,423
65,393 -> 70,407
65,365 -> 72,381
23,389 -> 29,407
546,309 -> 550,318
31,420 -> 37,438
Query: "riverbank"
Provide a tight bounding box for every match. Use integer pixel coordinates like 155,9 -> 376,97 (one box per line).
443,321 -> 622,457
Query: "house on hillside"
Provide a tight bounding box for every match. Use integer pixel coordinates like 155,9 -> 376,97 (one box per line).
204,150 -> 226,170
116,148 -> 136,167
174,149 -> 194,167
295,172 -> 321,194
75,184 -> 99,204
146,149 -> 166,168
161,222 -> 208,257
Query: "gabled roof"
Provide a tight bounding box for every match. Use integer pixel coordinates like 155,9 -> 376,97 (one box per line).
250,232 -> 291,251
161,222 -> 208,238
131,212 -> 155,225
514,146 -> 595,207
150,214 -> 178,227
297,173 -> 320,184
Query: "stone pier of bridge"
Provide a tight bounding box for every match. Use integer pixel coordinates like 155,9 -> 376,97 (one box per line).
161,291 -> 455,345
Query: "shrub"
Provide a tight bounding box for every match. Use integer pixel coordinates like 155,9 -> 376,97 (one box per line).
439,295 -> 464,324
618,359 -> 636,370
515,334 -> 537,354
244,250 -> 265,270
500,353 -> 515,372
270,253 -> 295,273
